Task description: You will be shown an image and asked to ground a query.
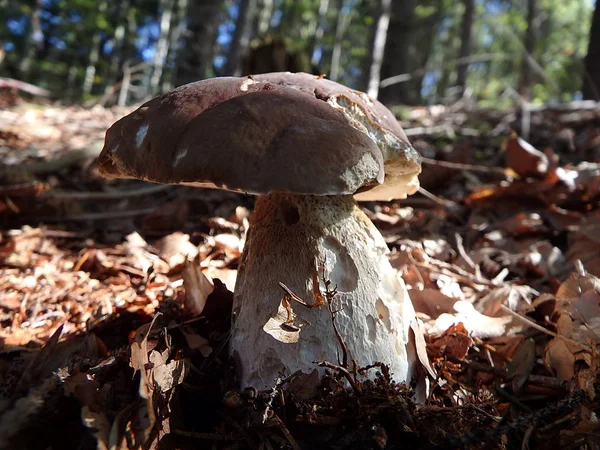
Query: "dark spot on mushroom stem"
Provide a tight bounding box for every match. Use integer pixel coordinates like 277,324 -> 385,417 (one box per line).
278,202 -> 300,225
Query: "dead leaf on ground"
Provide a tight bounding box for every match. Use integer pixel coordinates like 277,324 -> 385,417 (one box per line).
181,260 -> 214,316
504,131 -> 549,178
155,231 -> 199,269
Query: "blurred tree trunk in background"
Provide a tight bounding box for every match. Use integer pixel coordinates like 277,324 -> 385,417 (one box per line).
361,0 -> 391,98
175,0 -> 221,86
583,0 -> 600,100
253,0 -> 274,39
149,0 -> 175,94
330,0 -> 352,81
379,0 -> 418,105
225,0 -> 258,76
456,0 -> 474,92
105,0 -> 132,89
162,0 -> 188,90
519,0 -> 538,100
309,0 -> 330,69
18,0 -> 43,80
82,1 -> 108,97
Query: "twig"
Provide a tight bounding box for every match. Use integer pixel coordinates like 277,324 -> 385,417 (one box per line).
36,208 -> 157,222
314,360 -> 361,396
172,430 -> 242,441
498,304 -> 593,353
42,183 -> 172,200
269,415 -> 301,450
455,232 -> 477,272
0,77 -> 51,96
421,157 -> 507,176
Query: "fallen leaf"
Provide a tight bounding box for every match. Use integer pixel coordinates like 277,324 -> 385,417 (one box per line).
504,131 -> 549,178
431,301 -> 516,338
155,232 -> 198,269
263,297 -> 310,343
182,260 -> 214,315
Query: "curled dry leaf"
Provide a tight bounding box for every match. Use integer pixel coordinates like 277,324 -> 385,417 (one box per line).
409,288 -> 458,320
81,406 -> 111,450
544,271 -> 600,393
504,131 -> 549,178
182,260 -> 214,316
181,326 -> 213,357
431,300 -> 516,339
429,322 -> 473,360
567,212 -> 600,276
149,348 -> 189,392
155,231 -> 199,269
263,296 -> 310,343
410,318 -> 437,378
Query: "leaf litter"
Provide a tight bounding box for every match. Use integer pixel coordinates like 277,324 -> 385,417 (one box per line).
0,97 -> 599,449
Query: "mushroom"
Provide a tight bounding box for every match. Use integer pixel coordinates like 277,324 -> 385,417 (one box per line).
97,72 -> 422,390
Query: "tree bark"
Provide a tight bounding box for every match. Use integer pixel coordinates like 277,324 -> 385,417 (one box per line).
225,0 -> 258,76
518,0 -> 538,100
456,0 -> 475,91
175,0 -> 221,86
379,0 -> 418,105
583,0 -> 600,100
362,0 -> 392,98
149,0 -> 175,95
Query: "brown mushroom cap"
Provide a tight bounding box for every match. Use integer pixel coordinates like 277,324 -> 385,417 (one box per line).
252,72 -> 421,200
97,73 -> 420,199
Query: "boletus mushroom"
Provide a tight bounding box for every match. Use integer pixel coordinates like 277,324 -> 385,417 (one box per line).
97,72 -> 423,390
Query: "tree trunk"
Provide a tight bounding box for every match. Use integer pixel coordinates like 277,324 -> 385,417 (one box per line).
379,0 -> 418,105
175,0 -> 221,86
309,0 -> 330,68
18,0 -> 44,79
253,0 -> 274,39
82,1 -> 108,98
362,0 -> 392,98
518,0 -> 538,100
583,0 -> 600,100
225,0 -> 258,76
329,0 -> 352,81
149,0 -> 175,95
162,0 -> 188,91
105,0 -> 131,88
456,0 -> 475,91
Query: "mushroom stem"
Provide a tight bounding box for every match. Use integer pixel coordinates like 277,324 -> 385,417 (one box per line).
231,193 -> 417,389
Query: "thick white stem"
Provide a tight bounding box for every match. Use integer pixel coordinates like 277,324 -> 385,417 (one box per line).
231,193 -> 417,389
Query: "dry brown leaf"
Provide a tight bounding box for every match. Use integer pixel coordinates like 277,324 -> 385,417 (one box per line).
410,318 -> 437,378
429,322 -> 473,360
81,406 -> 111,450
504,131 -> 549,178
544,338 -> 576,380
149,349 -> 189,392
431,300 -> 516,338
154,232 -> 198,269
181,327 -> 213,357
506,338 -> 536,392
409,288 -> 458,320
567,213 -> 600,276
181,260 -> 214,316
263,297 -> 310,343
285,369 -> 321,400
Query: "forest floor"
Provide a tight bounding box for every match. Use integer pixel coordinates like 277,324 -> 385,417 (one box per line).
0,93 -> 599,449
